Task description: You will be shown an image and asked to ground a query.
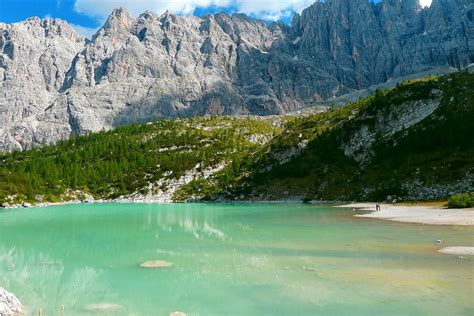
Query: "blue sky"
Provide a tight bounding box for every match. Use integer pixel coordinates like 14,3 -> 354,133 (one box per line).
0,0 -> 432,38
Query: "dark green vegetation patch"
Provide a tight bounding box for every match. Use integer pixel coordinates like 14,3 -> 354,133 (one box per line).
0,117 -> 280,204
447,192 -> 474,208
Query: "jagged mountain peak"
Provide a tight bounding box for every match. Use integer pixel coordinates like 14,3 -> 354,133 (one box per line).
0,0 -> 472,152
111,6 -> 130,16
138,10 -> 158,21
2,16 -> 83,42
95,6 -> 134,37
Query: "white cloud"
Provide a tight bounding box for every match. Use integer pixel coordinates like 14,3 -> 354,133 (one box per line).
235,0 -> 314,20
73,0 -> 313,21
419,0 -> 432,8
70,23 -> 99,39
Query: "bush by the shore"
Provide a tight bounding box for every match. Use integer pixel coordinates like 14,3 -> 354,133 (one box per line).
447,192 -> 474,208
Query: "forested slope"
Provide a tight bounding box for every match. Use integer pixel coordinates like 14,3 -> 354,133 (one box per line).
0,117 -> 281,205
1,71 -> 473,206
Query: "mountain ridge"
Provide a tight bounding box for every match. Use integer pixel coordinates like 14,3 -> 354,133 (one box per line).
0,0 -> 472,151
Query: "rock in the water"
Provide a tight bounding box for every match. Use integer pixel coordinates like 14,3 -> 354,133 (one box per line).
302,266 -> 318,272
84,303 -> 123,313
140,260 -> 173,268
0,287 -> 22,316
169,312 -> 186,316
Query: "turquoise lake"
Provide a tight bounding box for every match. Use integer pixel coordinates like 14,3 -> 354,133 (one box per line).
0,203 -> 472,315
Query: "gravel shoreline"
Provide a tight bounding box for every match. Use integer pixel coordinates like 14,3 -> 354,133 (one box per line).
338,203 -> 474,226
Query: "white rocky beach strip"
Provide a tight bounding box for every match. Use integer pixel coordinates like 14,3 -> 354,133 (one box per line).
339,203 -> 474,226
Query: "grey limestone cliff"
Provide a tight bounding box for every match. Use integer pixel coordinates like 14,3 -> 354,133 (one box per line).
0,17 -> 85,151
0,0 -> 472,151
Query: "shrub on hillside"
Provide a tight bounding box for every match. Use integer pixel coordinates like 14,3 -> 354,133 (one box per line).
447,192 -> 474,208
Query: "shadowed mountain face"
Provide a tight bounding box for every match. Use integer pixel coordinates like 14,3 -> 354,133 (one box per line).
0,0 -> 473,151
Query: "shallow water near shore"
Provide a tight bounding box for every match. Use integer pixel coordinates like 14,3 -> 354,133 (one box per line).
0,203 -> 472,315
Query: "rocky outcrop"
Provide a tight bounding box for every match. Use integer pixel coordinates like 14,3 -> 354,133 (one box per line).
0,288 -> 22,316
113,162 -> 227,203
0,0 -> 472,151
342,90 -> 443,165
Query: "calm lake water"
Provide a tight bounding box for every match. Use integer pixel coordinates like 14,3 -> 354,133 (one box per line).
0,203 -> 472,315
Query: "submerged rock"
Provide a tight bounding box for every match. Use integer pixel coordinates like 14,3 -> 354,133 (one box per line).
84,303 -> 123,313
0,287 -> 22,316
302,266 -> 318,272
169,312 -> 186,316
140,260 -> 173,268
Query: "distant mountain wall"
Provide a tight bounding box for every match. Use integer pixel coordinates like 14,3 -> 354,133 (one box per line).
0,0 -> 472,151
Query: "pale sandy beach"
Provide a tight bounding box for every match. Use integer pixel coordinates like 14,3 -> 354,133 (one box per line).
338,203 -> 474,226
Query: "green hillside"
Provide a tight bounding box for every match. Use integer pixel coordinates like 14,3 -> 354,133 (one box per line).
1,71 -> 473,206
0,116 -> 281,205
211,71 -> 474,201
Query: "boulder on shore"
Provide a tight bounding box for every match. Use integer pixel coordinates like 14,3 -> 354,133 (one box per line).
0,287 -> 22,316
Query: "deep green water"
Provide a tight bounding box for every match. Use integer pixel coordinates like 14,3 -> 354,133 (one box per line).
0,203 -> 472,315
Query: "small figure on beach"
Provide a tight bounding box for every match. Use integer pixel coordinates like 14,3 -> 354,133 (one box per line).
392,199 -> 397,206
375,204 -> 381,211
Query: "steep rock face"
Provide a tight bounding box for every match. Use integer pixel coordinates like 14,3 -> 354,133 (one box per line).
341,92 -> 443,165
0,17 -> 85,151
55,8 -> 285,134
0,0 -> 472,151
289,0 -> 473,91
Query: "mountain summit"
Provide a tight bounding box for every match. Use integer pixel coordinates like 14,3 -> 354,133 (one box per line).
0,0 -> 472,151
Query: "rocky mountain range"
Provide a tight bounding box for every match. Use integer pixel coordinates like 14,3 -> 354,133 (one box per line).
0,0 -> 473,151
